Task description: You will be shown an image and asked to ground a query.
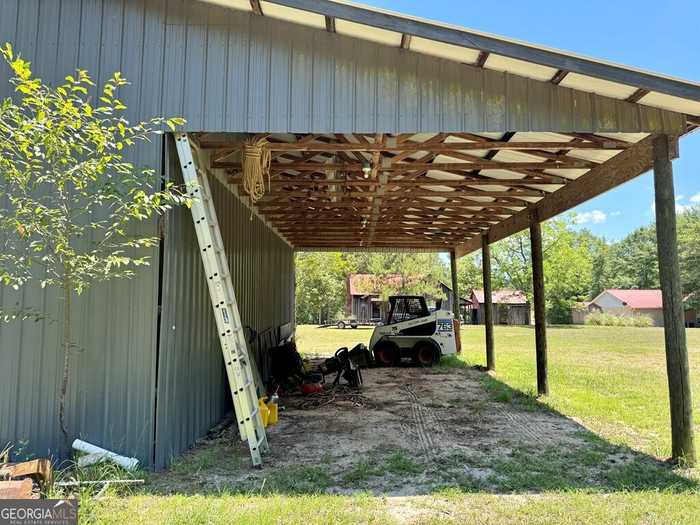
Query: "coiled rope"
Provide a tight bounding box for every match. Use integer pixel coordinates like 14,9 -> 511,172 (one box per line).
241,137 -> 271,213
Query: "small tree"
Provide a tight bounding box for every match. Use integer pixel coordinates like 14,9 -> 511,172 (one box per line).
0,44 -> 187,438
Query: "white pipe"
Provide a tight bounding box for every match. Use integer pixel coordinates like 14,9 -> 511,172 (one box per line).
72,439 -> 140,471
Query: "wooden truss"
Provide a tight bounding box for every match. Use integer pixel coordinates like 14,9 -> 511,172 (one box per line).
193,131 -> 669,253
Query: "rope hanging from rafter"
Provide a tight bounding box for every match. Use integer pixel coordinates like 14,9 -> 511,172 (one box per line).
241,137 -> 271,212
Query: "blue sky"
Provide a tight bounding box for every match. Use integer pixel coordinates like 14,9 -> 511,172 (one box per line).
361,0 -> 700,240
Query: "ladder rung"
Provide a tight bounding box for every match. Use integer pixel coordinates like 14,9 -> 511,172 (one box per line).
176,132 -> 267,468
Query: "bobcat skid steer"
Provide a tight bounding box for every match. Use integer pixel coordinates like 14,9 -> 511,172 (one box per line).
369,296 -> 461,367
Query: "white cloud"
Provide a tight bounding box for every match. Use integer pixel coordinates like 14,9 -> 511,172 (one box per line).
610,211 -> 622,217
574,210 -> 607,224
650,197 -> 695,215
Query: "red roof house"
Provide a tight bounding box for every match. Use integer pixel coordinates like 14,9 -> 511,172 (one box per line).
588,289 -> 664,326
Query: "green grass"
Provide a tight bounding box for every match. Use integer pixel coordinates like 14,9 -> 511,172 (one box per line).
295,325 -> 373,356
85,494 -> 386,525
296,323 -> 700,458
75,325 -> 700,524
456,325 -> 700,459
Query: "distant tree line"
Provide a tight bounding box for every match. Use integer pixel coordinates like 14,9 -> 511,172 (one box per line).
295,208 -> 700,325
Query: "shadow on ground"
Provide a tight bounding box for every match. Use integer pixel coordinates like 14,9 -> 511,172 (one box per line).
142,362 -> 697,498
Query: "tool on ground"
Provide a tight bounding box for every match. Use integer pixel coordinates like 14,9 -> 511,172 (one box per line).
318,344 -> 370,388
369,296 -> 461,367
175,133 -> 268,467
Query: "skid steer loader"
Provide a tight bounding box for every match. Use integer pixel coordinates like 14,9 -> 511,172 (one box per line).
369,296 -> 461,367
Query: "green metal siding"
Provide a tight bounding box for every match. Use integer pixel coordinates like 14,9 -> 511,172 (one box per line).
153,138 -> 294,469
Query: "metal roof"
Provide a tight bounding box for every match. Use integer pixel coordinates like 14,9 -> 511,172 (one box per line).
203,0 -> 700,119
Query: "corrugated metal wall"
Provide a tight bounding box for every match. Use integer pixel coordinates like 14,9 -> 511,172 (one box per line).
1,0 -> 684,135
0,0 -> 165,464
156,0 -> 681,133
153,138 -> 294,468
0,0 -> 294,467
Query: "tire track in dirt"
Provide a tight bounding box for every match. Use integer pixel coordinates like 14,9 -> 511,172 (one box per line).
401,384 -> 449,456
492,405 -> 543,443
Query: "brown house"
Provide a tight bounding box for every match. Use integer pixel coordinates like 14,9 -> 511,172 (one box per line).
346,274 -> 389,323
346,274 -> 462,322
469,289 -> 530,326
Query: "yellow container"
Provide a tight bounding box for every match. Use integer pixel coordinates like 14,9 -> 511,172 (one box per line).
258,398 -> 270,427
267,397 -> 279,426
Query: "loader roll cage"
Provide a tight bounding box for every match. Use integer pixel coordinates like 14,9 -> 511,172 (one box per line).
387,296 -> 430,325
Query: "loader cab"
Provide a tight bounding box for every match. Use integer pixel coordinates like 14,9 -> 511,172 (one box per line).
386,296 -> 430,325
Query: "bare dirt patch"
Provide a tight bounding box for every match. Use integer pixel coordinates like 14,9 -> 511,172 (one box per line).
151,364 -> 599,496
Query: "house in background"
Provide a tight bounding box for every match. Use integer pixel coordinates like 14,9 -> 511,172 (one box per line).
438,282 -> 472,322
346,274 -> 466,323
585,289 -> 664,326
346,274 -> 388,323
469,290 -> 530,326
572,289 -> 700,327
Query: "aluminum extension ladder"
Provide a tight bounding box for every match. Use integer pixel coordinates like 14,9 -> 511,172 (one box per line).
174,133 -> 269,467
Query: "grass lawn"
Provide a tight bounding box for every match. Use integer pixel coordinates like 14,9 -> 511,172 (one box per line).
76,325 -> 700,524
297,324 -> 700,459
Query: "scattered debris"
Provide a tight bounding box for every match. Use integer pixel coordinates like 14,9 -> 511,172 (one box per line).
0,458 -> 53,486
72,440 -> 139,471
291,385 -> 374,410
0,479 -> 35,499
56,479 -> 144,499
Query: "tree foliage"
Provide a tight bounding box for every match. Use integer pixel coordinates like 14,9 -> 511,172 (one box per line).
0,43 -> 187,437
294,209 -> 700,326
0,43 -> 186,293
295,252 -> 350,324
349,252 -> 448,301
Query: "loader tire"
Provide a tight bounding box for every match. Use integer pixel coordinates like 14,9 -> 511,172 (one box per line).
373,341 -> 400,367
412,342 -> 440,367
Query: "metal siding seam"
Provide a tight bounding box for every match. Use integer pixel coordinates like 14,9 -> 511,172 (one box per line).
0,0 -> 19,99
162,0 -> 186,121
441,60 -> 461,132
311,29 -> 333,132
34,0 -> 60,84
376,44 -> 397,133
247,14 -> 271,131
226,9 -> 251,131
290,24 -> 313,133
354,39 -> 375,133
184,1 -> 207,130
484,69 -> 506,131
268,19 -> 291,132
204,4 -> 227,131
397,49 -> 418,132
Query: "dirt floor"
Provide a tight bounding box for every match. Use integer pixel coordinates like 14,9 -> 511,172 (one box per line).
148,362 -> 659,498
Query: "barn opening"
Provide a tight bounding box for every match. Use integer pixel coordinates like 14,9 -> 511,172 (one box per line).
1,0 -> 697,470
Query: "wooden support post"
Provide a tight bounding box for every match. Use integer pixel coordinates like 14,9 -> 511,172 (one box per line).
653,134 -> 696,466
529,210 -> 548,396
450,250 -> 460,321
482,235 -> 495,371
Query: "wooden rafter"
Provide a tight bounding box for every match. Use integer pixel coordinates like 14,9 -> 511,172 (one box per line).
550,70 -> 569,85
193,131 -> 656,251
250,0 -> 262,15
